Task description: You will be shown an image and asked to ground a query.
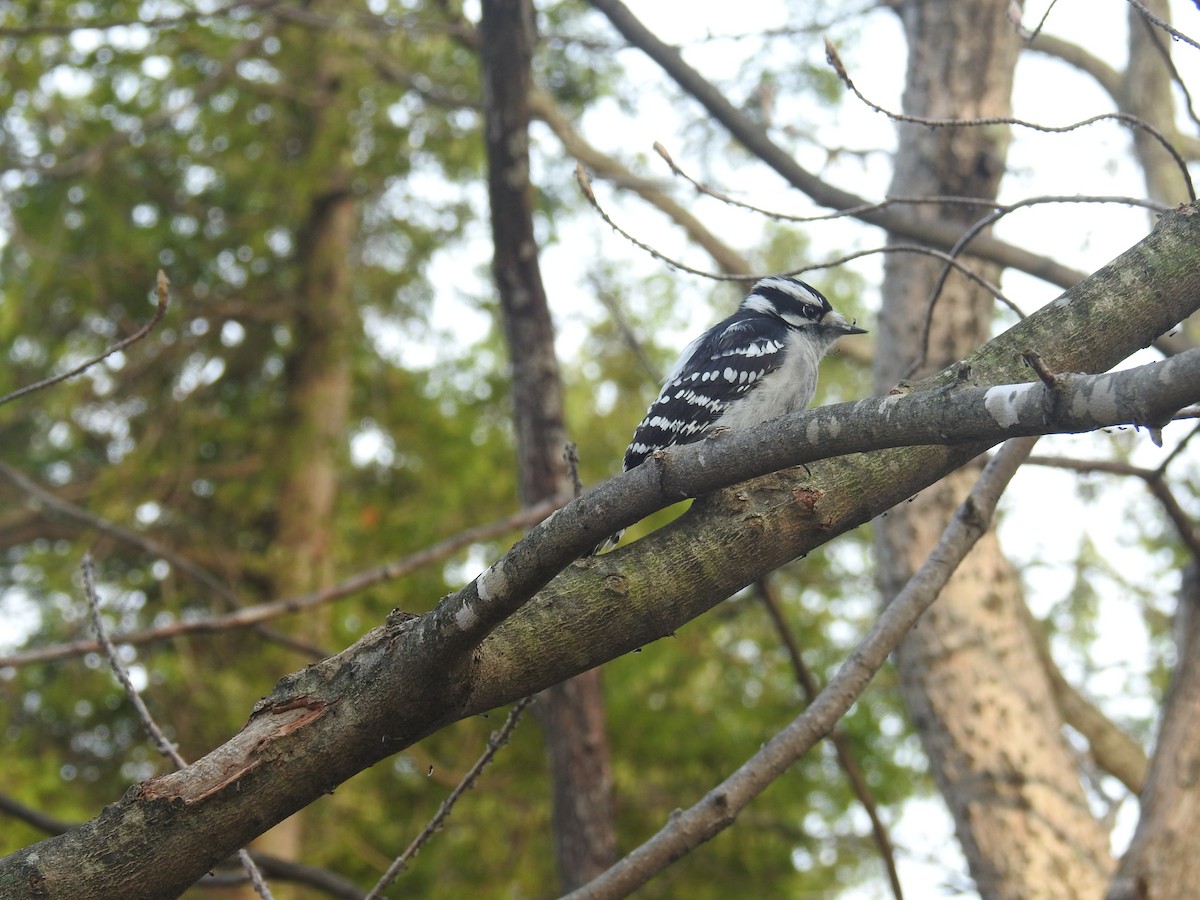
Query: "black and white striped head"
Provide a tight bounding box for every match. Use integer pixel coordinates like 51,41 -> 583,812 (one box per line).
741,276 -> 866,338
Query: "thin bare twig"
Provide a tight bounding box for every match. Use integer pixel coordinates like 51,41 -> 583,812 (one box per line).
1126,0 -> 1200,53
364,697 -> 533,899
576,163 -> 1012,305
1133,7 -> 1200,136
588,277 -> 664,383
0,494 -> 571,668
676,5 -> 881,47
654,141 -> 1163,226
586,0 -> 1089,289
1153,421 -> 1200,478
657,138 -> 980,222
654,142 -> 1167,379
204,852 -> 367,899
814,244 -> 1013,312
756,577 -> 904,900
825,39 -> 1195,201
0,271 -> 170,408
1012,0 -> 1062,42
81,554 -> 273,899
907,194 -> 1172,379
82,555 -> 183,767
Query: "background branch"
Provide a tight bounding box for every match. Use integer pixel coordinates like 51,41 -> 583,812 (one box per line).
562,438 -> 1037,900
585,0 -> 1091,288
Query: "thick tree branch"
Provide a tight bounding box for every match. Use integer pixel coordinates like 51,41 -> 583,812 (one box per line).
3,206 -> 1199,898
1028,33 -> 1124,98
0,794 -> 364,900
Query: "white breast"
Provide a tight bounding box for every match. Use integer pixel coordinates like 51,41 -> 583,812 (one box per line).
711,329 -> 823,431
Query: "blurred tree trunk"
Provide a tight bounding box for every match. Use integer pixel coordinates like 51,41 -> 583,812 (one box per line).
874,2 -> 1113,896
479,0 -> 619,889
1108,565 -> 1200,899
243,48 -> 357,898
1121,0 -> 1199,353
1123,0 -> 1191,207
272,183 -> 354,603
1109,8 -> 1200,895
242,180 -> 353,900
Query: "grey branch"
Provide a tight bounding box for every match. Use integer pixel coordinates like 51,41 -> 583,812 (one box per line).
436,346 -> 1200,662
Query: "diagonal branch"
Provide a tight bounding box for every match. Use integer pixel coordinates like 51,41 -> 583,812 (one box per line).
756,578 -> 904,900
1026,454 -> 1200,563
561,437 -> 1038,900
81,555 -> 272,899
0,271 -> 169,407
1019,602 -> 1149,794
531,94 -> 752,276
364,698 -> 532,898
0,459 -> 236,605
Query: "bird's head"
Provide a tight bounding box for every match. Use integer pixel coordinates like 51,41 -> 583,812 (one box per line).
741,276 -> 868,338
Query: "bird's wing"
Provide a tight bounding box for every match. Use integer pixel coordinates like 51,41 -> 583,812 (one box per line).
624,316 -> 788,469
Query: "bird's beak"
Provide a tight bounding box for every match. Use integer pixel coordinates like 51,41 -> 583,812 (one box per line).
826,311 -> 868,335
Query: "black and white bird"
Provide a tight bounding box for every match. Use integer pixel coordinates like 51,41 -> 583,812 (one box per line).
594,275 -> 866,553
